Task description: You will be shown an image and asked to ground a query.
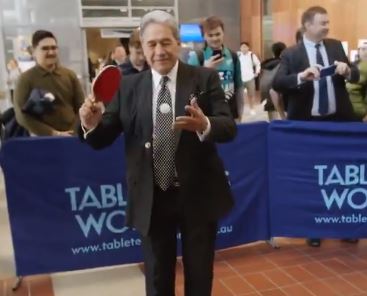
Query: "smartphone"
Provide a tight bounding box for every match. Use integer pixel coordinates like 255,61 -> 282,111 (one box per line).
188,88 -> 215,110
319,64 -> 337,78
212,49 -> 223,60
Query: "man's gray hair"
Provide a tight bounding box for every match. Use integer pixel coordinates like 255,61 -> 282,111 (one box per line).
140,10 -> 179,41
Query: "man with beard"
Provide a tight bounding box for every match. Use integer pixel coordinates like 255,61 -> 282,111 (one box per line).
273,6 -> 359,247
14,30 -> 84,136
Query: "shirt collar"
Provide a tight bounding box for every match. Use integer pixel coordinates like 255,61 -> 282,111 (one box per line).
35,64 -> 62,76
303,35 -> 324,48
151,60 -> 179,89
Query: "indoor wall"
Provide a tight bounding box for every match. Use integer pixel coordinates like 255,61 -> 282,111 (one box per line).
240,0 -> 367,60
240,0 -> 263,58
271,0 -> 366,51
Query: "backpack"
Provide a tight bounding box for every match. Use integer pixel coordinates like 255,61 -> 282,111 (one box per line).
250,52 -> 260,90
0,108 -> 29,141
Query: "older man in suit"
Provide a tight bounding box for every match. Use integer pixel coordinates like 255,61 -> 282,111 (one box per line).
79,10 -> 236,296
273,6 -> 359,247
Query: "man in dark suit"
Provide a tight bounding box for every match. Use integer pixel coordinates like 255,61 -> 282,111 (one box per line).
79,10 -> 236,296
273,6 -> 359,247
273,6 -> 359,122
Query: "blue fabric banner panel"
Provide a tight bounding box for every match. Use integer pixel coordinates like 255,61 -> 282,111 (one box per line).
1,136 -> 144,275
1,122 -> 270,276
269,120 -> 367,239
216,122 -> 270,248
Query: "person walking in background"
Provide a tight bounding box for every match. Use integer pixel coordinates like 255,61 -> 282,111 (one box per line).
119,28 -> 149,75
262,29 -> 303,120
239,42 -> 261,116
273,6 -> 359,247
260,42 -> 287,120
6,58 -> 21,103
14,30 -> 84,136
107,45 -> 127,66
187,16 -> 242,121
347,42 -> 367,121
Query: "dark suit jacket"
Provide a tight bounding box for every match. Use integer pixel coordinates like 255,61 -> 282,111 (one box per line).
273,38 -> 359,121
81,62 -> 236,235
119,58 -> 149,76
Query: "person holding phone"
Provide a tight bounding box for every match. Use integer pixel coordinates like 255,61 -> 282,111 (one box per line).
187,16 -> 243,121
273,6 -> 359,248
273,6 -> 358,123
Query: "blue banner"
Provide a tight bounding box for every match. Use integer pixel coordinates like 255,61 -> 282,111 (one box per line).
269,120 -> 367,238
217,122 -> 270,248
0,122 -> 269,276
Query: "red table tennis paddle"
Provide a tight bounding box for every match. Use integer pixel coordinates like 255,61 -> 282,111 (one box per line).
92,65 -> 121,104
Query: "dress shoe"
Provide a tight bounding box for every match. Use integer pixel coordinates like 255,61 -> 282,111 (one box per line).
307,238 -> 321,247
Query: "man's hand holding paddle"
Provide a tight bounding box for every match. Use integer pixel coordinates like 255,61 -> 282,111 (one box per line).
79,65 -> 121,131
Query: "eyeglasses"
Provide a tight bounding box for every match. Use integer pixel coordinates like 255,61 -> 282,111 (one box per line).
40,45 -> 58,51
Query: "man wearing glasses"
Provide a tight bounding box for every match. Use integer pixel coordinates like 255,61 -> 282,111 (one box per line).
14,30 -> 84,136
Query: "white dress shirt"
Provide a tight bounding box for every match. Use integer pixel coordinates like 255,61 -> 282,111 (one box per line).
301,36 -> 337,116
151,61 -> 210,140
151,61 -> 178,127
84,61 -> 211,139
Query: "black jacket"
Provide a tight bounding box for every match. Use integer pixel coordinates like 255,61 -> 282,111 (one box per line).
119,58 -> 149,76
80,62 -> 236,235
273,38 -> 359,121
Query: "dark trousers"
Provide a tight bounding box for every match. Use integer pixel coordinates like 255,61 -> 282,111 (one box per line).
141,186 -> 217,296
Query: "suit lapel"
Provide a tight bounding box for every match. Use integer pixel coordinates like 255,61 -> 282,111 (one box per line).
135,63 -> 195,148
323,39 -> 334,66
299,42 -> 310,69
137,71 -> 153,141
175,62 -> 194,150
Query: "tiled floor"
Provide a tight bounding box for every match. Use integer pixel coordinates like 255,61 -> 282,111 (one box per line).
0,276 -> 54,296
1,239 -> 367,296
173,239 -> 367,296
1,101 -> 367,295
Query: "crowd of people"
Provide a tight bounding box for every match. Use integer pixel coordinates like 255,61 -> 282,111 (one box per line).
4,7 -> 367,134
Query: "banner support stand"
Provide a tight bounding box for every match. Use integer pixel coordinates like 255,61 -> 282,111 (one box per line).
12,276 -> 23,291
266,237 -> 280,249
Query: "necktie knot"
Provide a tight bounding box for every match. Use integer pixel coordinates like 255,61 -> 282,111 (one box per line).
315,43 -> 324,66
160,76 -> 169,86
